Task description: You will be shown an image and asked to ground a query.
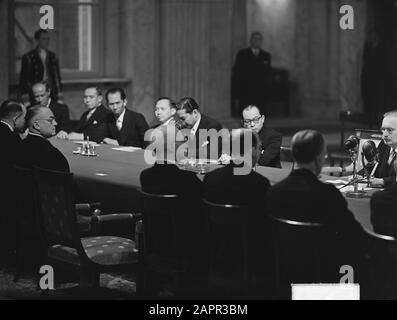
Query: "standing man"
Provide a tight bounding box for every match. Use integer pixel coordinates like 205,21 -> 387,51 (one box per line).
232,31 -> 271,116
19,29 -> 63,106
103,87 -> 149,148
67,86 -> 110,143
242,105 -> 281,168
31,82 -> 70,137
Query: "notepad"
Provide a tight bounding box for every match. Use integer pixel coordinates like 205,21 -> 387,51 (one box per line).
112,146 -> 142,152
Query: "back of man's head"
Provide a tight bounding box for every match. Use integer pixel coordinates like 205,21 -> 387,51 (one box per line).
292,130 -> 325,164
26,106 -> 45,128
0,99 -> 23,120
231,128 -> 261,167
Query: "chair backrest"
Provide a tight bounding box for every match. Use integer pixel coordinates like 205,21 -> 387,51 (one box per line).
140,190 -> 182,259
202,199 -> 270,297
13,165 -> 37,222
33,167 -> 80,248
268,215 -> 338,296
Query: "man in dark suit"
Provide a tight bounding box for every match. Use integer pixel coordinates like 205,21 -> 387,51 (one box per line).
140,125 -> 204,282
16,106 -> 70,172
203,128 -> 270,206
371,162 -> 397,237
31,82 -> 70,136
241,105 -> 281,168
103,87 -> 149,148
19,29 -> 63,106
176,97 -> 223,160
232,32 -> 271,116
369,110 -> 397,187
266,130 -> 366,281
0,100 -> 26,264
66,86 -> 110,143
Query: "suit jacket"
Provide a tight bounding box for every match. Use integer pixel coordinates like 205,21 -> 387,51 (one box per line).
19,48 -> 62,101
76,105 -> 110,143
185,114 -> 223,159
374,140 -> 396,186
106,109 -> 149,148
257,126 -> 282,168
232,47 -> 271,103
371,182 -> 397,237
0,122 -> 22,171
203,162 -> 270,207
16,133 -> 70,172
47,100 -> 70,133
266,169 -> 365,247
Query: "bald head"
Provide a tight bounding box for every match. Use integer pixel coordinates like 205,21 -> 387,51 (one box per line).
26,106 -> 57,138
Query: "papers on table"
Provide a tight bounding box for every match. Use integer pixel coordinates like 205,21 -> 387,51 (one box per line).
112,146 -> 142,152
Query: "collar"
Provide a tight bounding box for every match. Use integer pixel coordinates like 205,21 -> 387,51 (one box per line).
0,120 -> 14,132
117,108 -> 126,124
28,131 -> 46,139
190,113 -> 202,136
162,117 -> 174,126
45,98 -> 52,109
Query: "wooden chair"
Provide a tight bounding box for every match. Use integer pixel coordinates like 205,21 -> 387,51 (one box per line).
33,166 -> 142,294
202,199 -> 274,298
139,191 -> 194,297
269,215 -> 339,299
363,228 -> 397,299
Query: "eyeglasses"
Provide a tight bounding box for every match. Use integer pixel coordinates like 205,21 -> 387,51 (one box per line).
36,117 -> 56,124
242,116 -> 263,126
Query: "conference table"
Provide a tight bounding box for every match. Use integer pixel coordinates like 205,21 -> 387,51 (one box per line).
51,138 -> 375,231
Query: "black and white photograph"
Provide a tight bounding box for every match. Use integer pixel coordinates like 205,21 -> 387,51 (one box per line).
1,0 -> 397,304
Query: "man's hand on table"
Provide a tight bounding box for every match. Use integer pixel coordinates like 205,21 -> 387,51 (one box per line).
218,154 -> 231,164
102,138 -> 119,146
56,130 -> 68,139
67,132 -> 84,140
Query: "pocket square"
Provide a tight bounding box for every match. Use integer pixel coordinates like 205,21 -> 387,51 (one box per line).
93,120 -> 98,125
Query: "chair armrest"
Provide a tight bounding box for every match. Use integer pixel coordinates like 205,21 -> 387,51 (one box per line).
91,212 -> 141,223
75,202 -> 102,216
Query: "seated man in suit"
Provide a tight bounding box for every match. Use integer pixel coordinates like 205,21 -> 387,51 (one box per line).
203,128 -> 270,206
103,87 -> 149,148
153,97 -> 178,128
176,97 -> 223,159
140,125 -> 204,281
66,86 -> 110,143
16,106 -> 70,172
0,99 -> 26,264
370,161 -> 397,237
241,105 -> 281,168
266,130 -> 366,280
31,81 -> 70,137
369,110 -> 397,187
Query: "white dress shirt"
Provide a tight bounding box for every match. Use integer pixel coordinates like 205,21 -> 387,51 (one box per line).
116,109 -> 126,131
190,114 -> 201,136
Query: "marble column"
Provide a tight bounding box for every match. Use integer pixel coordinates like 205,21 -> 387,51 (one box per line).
0,0 -> 9,100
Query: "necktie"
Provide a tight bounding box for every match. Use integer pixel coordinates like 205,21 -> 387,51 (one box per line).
86,110 -> 95,121
388,149 -> 396,165
116,118 -> 122,131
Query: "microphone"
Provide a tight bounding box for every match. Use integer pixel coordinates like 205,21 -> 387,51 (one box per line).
361,140 -> 378,164
344,135 -> 359,151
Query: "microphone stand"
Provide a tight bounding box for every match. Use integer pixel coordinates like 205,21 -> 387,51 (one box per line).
345,149 -> 366,198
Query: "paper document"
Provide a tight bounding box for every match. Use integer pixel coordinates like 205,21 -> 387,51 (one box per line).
112,146 -> 142,152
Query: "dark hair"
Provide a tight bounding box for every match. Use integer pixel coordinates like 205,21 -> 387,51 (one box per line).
291,130 -> 325,163
25,106 -> 45,126
176,97 -> 200,114
85,86 -> 102,96
34,29 -> 49,40
250,31 -> 263,40
156,97 -> 176,109
106,87 -> 126,101
0,99 -> 23,119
